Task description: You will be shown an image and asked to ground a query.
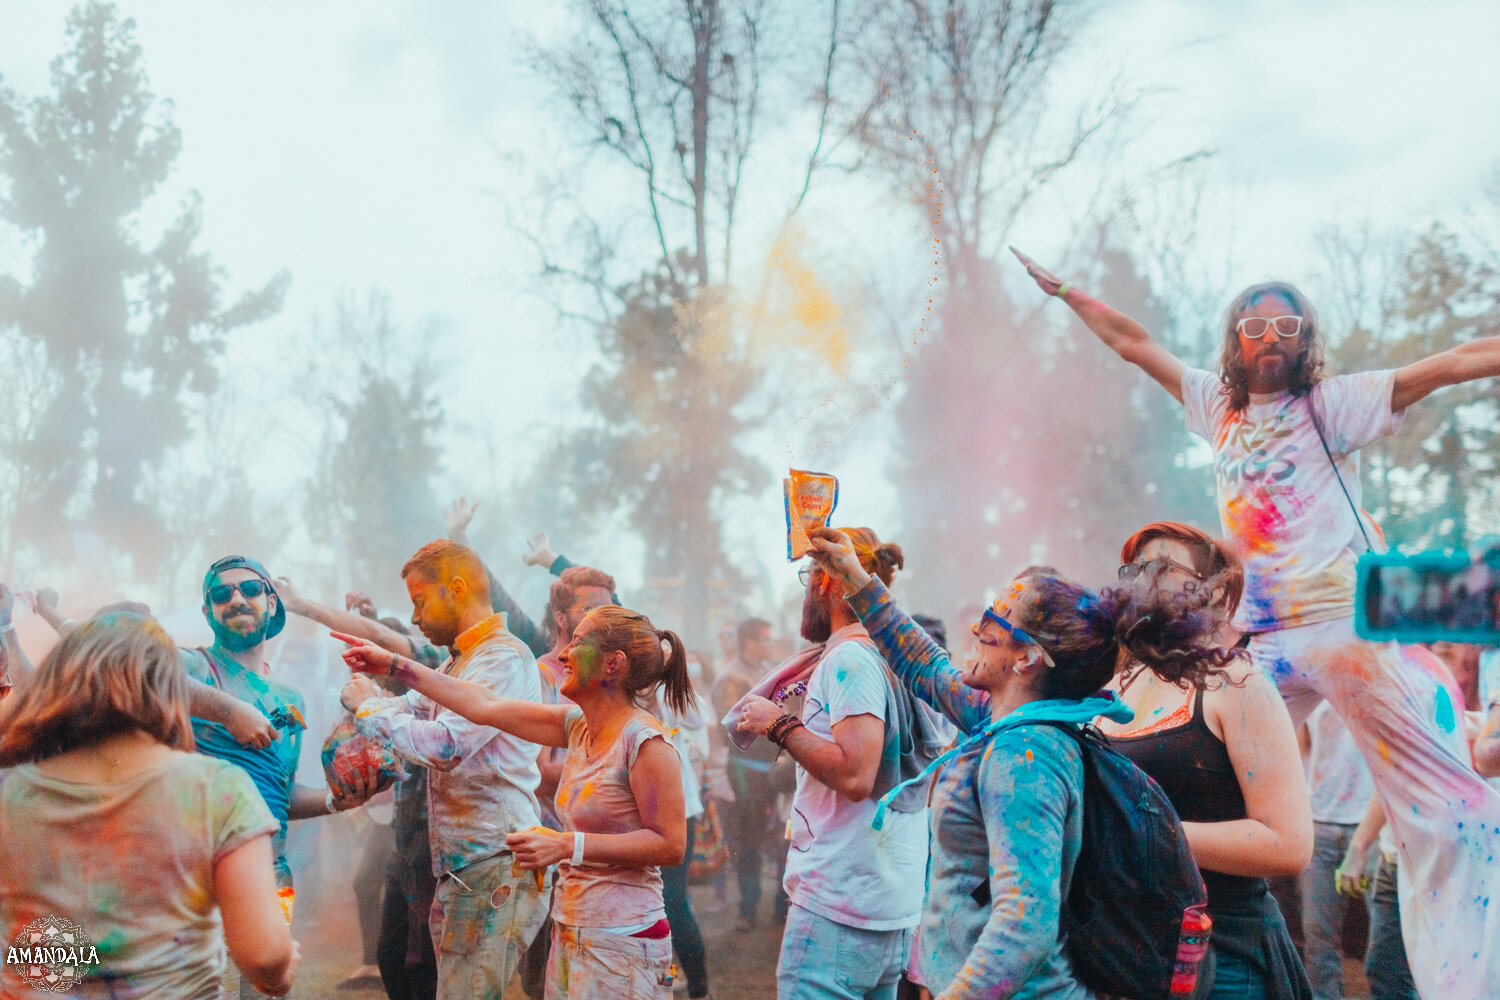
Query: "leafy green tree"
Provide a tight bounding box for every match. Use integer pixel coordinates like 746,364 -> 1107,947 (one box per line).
0,0 -> 287,575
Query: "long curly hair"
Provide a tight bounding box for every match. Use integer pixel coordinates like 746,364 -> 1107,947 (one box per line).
1218,281 -> 1327,412
1120,521 -> 1245,619
1018,573 -> 1238,700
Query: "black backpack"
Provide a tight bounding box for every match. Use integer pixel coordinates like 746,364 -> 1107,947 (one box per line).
1038,720 -> 1211,999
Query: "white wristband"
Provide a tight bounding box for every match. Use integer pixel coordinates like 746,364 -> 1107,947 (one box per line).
571,832 -> 585,866
326,790 -> 337,814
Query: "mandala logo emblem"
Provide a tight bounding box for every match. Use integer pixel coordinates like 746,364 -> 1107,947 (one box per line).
5,915 -> 100,993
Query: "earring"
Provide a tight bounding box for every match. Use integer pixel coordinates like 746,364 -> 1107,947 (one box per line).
1012,663 -> 1025,676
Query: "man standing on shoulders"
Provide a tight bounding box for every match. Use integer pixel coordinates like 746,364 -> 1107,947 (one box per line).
339,540 -> 548,1000
1016,249 -> 1500,999
734,530 -> 927,1000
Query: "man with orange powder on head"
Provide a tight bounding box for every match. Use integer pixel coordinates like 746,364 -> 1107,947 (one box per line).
339,540 -> 547,1000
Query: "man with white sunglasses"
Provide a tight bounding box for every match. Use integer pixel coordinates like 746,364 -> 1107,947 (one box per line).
1013,249 -> 1500,1000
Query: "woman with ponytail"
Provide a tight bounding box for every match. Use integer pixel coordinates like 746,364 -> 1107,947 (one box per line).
803,526 -> 1218,1000
339,606 -> 693,1000
1099,523 -> 1313,1000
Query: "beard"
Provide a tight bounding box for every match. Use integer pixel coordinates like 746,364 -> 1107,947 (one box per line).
211,605 -> 270,651
800,589 -> 832,643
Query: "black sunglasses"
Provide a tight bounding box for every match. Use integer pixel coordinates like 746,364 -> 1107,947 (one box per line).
208,579 -> 270,604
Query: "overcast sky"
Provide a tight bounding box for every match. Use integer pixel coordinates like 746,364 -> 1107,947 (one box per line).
3,0 -> 1498,609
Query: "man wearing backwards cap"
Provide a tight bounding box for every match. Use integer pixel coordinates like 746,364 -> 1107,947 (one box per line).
181,555 -> 367,999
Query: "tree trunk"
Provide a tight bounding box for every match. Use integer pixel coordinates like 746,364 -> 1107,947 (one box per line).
690,0 -> 716,288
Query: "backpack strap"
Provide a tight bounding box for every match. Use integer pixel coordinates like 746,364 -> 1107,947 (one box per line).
1307,395 -> 1376,553
871,713 -> 1085,830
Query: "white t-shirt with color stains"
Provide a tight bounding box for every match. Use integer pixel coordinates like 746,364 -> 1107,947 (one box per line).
782,625 -> 926,931
1182,366 -> 1404,632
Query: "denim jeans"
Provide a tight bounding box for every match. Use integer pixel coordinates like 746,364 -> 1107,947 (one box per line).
1208,948 -> 1271,1000
1365,856 -> 1417,1000
1300,822 -> 1356,1000
662,823 -> 709,997
776,903 -> 912,1000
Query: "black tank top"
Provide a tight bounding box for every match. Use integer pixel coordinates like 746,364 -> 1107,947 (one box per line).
1106,685 -> 1264,907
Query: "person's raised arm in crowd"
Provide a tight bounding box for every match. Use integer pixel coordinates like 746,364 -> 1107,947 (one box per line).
445,497 -> 622,657
444,498 -> 550,656
337,633 -> 572,751
1012,247 -> 1188,404
273,575 -> 427,660
0,583 -> 34,697
21,587 -> 78,639
805,526 -> 993,735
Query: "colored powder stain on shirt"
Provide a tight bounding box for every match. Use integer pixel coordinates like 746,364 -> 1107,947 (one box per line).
1376,741 -> 1392,764
1434,685 -> 1457,734
1024,749 -> 1034,764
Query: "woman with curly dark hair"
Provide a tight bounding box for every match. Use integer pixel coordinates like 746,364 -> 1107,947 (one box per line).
804,526 -> 1226,1000
1097,522 -> 1313,1000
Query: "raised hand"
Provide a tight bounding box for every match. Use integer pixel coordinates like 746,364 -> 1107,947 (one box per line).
807,526 -> 870,595
445,497 -> 478,543
273,577 -> 310,617
1009,246 -> 1065,297
344,591 -> 378,620
523,531 -> 558,569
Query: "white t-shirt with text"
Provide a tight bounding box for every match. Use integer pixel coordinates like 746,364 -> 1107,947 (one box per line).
1182,367 -> 1404,632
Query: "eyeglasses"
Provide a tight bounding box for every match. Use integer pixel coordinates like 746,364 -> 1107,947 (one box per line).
797,565 -> 821,588
1118,557 -> 1202,582
974,608 -> 1055,667
208,579 -> 270,604
1236,315 -> 1303,339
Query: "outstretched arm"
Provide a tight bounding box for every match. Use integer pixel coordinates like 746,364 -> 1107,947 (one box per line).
807,527 -> 992,734
1391,336 -> 1500,411
335,633 -> 570,749
1011,247 -> 1187,403
275,577 -> 416,657
444,499 -> 551,657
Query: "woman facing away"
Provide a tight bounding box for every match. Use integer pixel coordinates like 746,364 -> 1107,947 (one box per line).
802,526 -> 1223,1000
0,610 -> 299,999
1098,522 -> 1313,1000
337,605 -> 691,1000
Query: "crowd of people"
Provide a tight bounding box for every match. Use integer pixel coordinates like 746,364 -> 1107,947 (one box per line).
1,268 -> 1499,1000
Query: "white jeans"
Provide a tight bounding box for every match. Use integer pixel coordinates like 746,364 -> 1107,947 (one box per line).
1251,616 -> 1500,1000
